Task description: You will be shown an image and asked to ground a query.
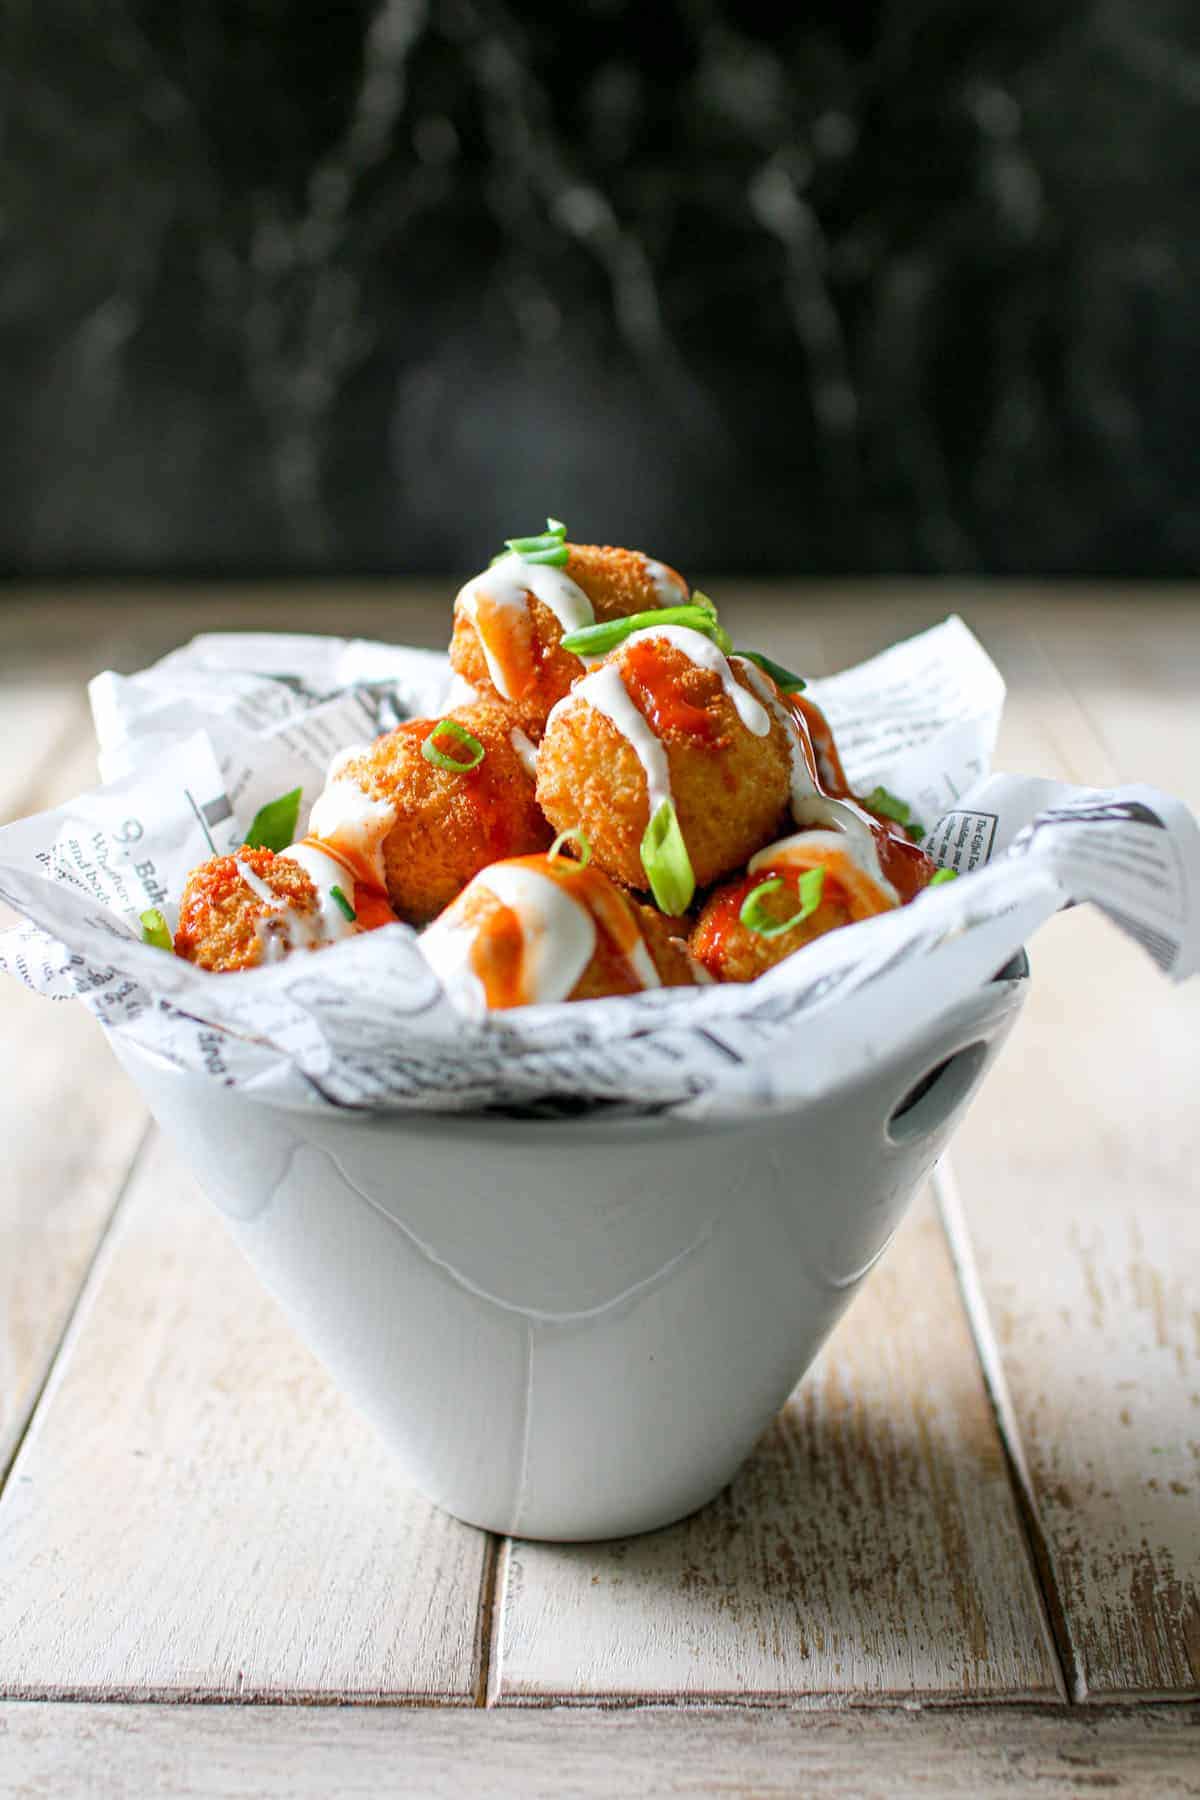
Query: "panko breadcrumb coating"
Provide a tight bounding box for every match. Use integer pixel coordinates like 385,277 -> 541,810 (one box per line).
326,702 -> 552,926
419,852 -> 695,1009
535,631 -> 792,897
173,845 -> 395,972
450,543 -> 688,736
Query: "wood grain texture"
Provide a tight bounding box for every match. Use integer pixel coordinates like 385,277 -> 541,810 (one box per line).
0,1132 -> 492,1702
0,718 -> 149,1482
812,600 -> 1200,1701
494,1192 -> 1058,1704
941,605 -> 1200,1700
2,1702 -> 1198,1800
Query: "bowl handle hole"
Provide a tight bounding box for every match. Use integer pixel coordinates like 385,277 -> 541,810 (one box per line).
886,1040 -> 989,1145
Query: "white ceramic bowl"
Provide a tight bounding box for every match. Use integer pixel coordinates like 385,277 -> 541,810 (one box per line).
114,955 -> 1027,1542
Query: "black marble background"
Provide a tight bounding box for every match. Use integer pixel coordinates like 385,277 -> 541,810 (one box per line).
4,1 -> 1199,579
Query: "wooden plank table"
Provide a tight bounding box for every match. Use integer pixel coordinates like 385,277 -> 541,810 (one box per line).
0,585 -> 1197,1797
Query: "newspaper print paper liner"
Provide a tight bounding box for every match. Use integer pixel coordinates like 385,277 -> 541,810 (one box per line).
1,617 -> 1197,1120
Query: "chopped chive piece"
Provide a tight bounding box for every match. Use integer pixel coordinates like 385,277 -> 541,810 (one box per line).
560,603 -> 729,659
929,867 -> 958,886
865,785 -> 912,826
640,798 -> 695,917
733,648 -> 807,693
905,820 -> 927,843
740,866 -> 826,938
140,907 -> 173,952
245,786 -> 303,853
421,718 -> 486,772
503,517 -> 570,567
330,883 -> 357,921
548,827 -> 592,870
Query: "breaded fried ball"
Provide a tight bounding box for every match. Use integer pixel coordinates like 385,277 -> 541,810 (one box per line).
419,851 -> 695,1010
314,701 -> 553,926
689,831 -> 901,984
535,628 -> 792,901
173,844 -> 393,972
449,542 -> 689,736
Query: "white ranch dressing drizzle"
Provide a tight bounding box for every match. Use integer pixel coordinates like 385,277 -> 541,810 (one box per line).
307,769 -> 395,889
557,662 -> 674,818
422,864 -> 597,1007
509,726 -> 539,779
236,841 -> 360,964
733,657 -> 820,812
642,557 -> 688,606
749,822 -> 899,904
621,926 -> 662,990
456,553 -> 595,700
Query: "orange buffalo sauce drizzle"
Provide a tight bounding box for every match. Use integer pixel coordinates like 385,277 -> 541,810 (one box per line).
291,834 -> 398,931
472,590 -> 537,700
466,854 -> 653,1009
789,693 -> 851,795
622,638 -> 720,742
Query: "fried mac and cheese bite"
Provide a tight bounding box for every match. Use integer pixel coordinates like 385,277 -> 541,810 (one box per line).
419,848 -> 695,1010
308,701 -> 552,927
450,530 -> 689,736
535,627 -> 794,909
689,827 -> 908,984
174,843 -> 397,972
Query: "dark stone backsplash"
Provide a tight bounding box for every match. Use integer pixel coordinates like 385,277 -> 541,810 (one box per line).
3,1 -> 1199,579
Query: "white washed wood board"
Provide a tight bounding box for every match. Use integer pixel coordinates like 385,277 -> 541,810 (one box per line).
3,1701 -> 1199,1800
0,718 -> 150,1481
933,610 -> 1200,1698
0,1134 -> 491,1702
494,1194 -> 1058,1703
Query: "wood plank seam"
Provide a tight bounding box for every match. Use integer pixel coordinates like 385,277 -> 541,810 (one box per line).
474,1536 -> 502,1707
0,1119 -> 153,1502
934,1160 -> 1077,1703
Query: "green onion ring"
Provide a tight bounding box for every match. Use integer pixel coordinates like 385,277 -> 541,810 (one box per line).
640,798 -> 695,917
928,867 -> 958,886
140,907 -> 173,952
330,883 -> 357,922
421,718 -> 486,772
739,865 -> 826,938
732,649 -> 807,693
547,828 -> 592,871
244,785 -> 303,853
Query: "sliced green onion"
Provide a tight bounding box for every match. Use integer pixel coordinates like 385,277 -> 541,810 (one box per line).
560,604 -> 729,659
421,718 -> 486,772
245,786 -> 303,853
548,827 -> 592,870
865,785 -> 912,826
740,865 -> 826,937
140,907 -> 173,952
330,883 -> 357,921
733,648 -> 807,693
504,517 -> 570,567
929,867 -> 958,887
905,820 -> 927,843
640,798 -> 695,917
